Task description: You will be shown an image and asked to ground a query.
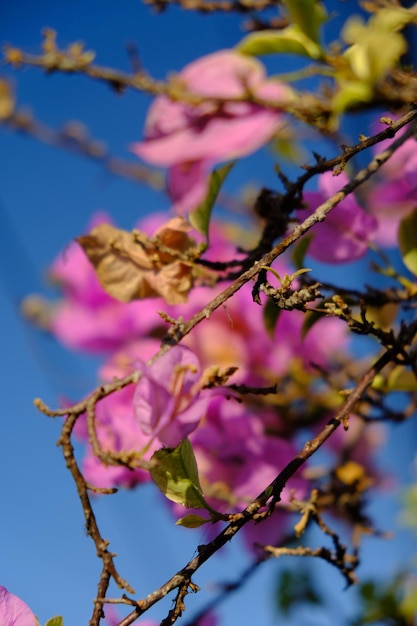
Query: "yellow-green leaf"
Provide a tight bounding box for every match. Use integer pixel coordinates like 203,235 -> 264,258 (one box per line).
283,0 -> 327,45
332,79 -> 373,113
237,25 -> 323,59
399,208 -> 417,276
176,513 -> 210,528
45,618 -> 64,626
387,366 -> 417,393
150,438 -> 210,510
189,162 -> 235,243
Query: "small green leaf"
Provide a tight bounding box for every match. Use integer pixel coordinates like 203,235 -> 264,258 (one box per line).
387,366 -> 417,393
237,25 -> 323,59
332,79 -> 373,113
176,513 -> 211,528
189,162 -> 235,243
371,373 -> 386,391
283,0 -> 328,45
263,296 -> 281,337
399,208 -> 417,276
45,618 -> 64,626
150,438 -> 210,510
291,234 -> 313,269
276,568 -> 321,615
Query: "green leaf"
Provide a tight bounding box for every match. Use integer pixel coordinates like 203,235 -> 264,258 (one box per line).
176,513 -> 211,528
387,366 -> 417,392
150,438 -> 211,510
276,568 -> 321,615
263,296 -> 281,337
237,25 -> 323,59
45,618 -> 64,626
399,208 -> 417,276
291,234 -> 313,269
189,162 -> 235,243
332,79 -> 373,114
283,0 -> 327,44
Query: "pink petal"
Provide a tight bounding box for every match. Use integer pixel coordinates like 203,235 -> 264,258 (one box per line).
0,586 -> 37,625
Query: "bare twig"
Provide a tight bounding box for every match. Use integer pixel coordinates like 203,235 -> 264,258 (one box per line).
2,110 -> 164,189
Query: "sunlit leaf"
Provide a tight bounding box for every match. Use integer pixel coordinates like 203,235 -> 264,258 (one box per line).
237,25 -> 323,59
45,618 -> 64,626
176,513 -> 211,528
387,365 -> 417,393
332,80 -> 373,113
150,438 -> 211,510
283,0 -> 327,45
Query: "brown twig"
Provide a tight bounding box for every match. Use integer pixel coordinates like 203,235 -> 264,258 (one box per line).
2,110 -> 164,189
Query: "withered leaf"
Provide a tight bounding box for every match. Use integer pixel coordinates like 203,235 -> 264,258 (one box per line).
77,221 -> 195,305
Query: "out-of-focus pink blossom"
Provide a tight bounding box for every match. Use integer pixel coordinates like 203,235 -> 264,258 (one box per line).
270,310 -> 348,375
366,131 -> 417,247
50,214 -> 167,353
132,50 -> 291,213
0,586 -> 37,626
134,346 -> 213,447
191,397 -> 306,512
73,340 -> 161,489
297,172 -> 377,263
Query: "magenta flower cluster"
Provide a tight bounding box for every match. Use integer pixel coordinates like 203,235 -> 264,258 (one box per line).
38,53 -> 405,554
46,208 -> 355,550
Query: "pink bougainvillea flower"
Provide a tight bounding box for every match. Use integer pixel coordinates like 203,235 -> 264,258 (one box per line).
73,340 -> 162,489
133,345 -> 213,447
132,50 -> 292,212
0,586 -> 37,626
167,160 -> 214,215
191,396 -> 307,513
297,171 -> 377,263
365,129 -> 417,247
47,213 -> 171,353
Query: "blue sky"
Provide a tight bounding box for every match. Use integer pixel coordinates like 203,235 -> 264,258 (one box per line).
1,1 -> 417,625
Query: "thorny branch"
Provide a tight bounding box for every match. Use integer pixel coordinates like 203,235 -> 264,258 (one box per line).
32,109 -> 417,625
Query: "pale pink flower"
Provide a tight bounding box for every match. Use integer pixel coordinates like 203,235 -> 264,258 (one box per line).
133,346 -> 213,447
297,171 -> 377,263
132,50 -> 291,212
73,340 -> 161,489
0,586 -> 37,626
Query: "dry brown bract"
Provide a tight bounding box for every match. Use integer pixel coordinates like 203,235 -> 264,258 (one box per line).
77,217 -> 199,305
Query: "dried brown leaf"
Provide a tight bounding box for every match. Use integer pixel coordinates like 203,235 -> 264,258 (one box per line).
77,220 -> 196,304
